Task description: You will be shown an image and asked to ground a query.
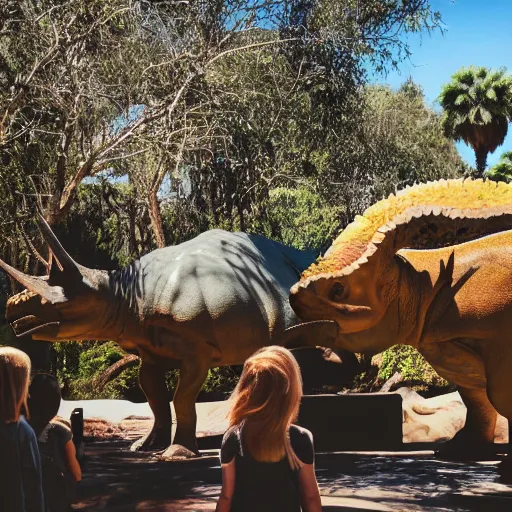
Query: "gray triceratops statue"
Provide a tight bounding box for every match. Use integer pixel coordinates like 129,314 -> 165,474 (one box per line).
1,216 -> 356,459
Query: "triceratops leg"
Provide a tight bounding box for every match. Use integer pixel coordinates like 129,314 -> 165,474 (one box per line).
160,356 -> 210,460
484,345 -> 512,472
460,387 -> 498,442
436,387 -> 498,460
457,387 -> 497,441
420,339 -> 498,459
131,361 -> 172,452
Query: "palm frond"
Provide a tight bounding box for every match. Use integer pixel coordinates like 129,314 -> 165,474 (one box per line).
439,66 -> 512,166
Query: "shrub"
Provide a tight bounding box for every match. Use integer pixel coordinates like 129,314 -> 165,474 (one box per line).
202,366 -> 242,396
55,341 -> 140,400
377,345 -> 450,388
51,340 -> 455,401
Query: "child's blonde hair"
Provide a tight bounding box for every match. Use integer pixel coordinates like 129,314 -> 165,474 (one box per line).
0,346 -> 31,423
228,345 -> 303,470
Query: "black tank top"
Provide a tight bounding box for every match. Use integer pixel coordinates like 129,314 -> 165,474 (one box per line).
220,424 -> 314,512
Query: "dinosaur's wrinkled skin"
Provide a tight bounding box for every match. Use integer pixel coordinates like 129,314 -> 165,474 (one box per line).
288,179 -> 512,457
1,218 -> 357,459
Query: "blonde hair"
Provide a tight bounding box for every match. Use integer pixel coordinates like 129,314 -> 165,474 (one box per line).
0,347 -> 31,423
228,346 -> 303,470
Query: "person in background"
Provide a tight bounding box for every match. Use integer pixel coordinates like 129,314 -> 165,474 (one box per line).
216,346 -> 322,512
0,346 -> 45,512
28,373 -> 82,512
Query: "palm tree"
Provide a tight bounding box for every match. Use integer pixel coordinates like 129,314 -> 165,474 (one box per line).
485,150 -> 512,183
438,66 -> 512,175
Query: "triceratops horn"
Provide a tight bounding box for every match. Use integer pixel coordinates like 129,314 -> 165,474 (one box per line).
0,259 -> 65,303
36,213 -> 79,273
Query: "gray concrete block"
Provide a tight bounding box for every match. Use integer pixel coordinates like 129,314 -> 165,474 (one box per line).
297,393 -> 403,451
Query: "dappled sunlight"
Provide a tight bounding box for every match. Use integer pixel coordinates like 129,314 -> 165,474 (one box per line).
74,443 -> 512,511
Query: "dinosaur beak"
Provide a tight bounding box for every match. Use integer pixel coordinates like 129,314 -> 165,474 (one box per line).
289,281 -> 318,321
9,314 -> 60,338
1,260 -> 64,337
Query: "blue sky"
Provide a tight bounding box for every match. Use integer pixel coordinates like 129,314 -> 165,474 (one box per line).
375,0 -> 512,168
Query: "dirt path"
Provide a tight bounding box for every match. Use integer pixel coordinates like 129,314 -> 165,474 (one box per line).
73,441 -> 512,511
74,441 -> 221,511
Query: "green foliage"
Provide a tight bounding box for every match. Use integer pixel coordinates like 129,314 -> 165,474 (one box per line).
70,181 -> 152,267
438,66 -> 512,174
257,187 -> 342,250
55,341 -> 140,400
362,81 -> 466,199
485,151 -> 512,183
0,272 -> 17,348
77,342 -> 122,380
0,325 -> 16,348
378,345 -> 449,388
202,366 -> 242,396
1,0 -> 447,256
54,340 -> 241,401
318,79 -> 466,220
0,271 -> 8,320
0,0 -> 443,239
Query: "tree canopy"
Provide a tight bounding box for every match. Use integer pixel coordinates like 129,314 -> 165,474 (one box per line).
0,0 -> 462,278
1,0 -> 444,225
438,66 -> 512,175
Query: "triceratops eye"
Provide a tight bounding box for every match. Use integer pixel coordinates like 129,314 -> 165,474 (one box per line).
329,282 -> 345,302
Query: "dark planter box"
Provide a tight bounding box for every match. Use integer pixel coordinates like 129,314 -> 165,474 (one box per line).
297,393 -> 403,452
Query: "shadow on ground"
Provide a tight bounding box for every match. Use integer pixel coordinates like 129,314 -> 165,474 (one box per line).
74,441 -> 512,511
74,441 -> 220,511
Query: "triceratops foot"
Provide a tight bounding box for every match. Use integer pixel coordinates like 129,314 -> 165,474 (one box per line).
498,458 -> 512,482
436,431 -> 496,461
130,427 -> 172,452
159,443 -> 199,461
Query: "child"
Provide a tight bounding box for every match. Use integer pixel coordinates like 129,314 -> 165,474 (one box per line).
28,373 -> 82,512
0,346 -> 44,512
216,346 -> 322,512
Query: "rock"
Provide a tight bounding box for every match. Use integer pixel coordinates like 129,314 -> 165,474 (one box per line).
399,389 -> 465,443
495,415 -> 509,444
397,387 -> 509,444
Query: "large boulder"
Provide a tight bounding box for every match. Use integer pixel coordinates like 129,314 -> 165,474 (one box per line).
398,387 -> 508,444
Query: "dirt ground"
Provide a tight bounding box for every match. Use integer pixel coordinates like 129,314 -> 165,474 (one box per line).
73,422 -> 512,512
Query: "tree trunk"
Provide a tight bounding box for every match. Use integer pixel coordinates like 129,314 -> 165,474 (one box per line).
95,354 -> 140,390
475,147 -> 488,176
148,189 -> 166,249
380,372 -> 403,392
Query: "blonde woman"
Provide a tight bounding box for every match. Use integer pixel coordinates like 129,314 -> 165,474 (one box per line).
216,346 -> 322,512
0,346 -> 44,512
